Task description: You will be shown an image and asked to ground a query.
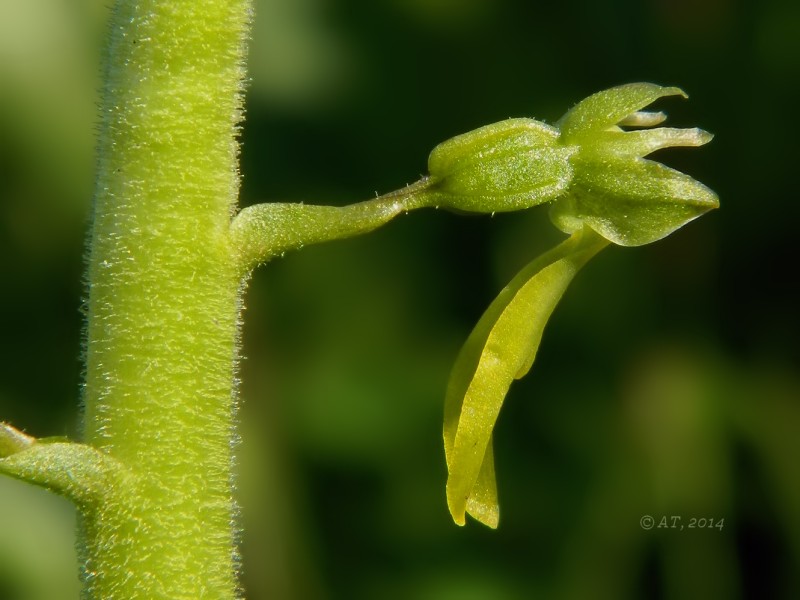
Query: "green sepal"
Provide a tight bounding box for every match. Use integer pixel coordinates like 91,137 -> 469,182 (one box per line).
557,83 -> 686,143
0,432 -> 131,511
549,156 -> 719,246
444,228 -> 608,527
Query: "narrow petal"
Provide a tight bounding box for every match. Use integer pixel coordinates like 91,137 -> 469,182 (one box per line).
558,83 -> 686,143
582,128 -> 714,159
550,157 -> 719,246
444,228 -> 608,526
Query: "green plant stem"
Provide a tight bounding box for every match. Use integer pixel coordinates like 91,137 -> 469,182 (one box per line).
0,1 -> 438,590
81,1 -> 252,597
78,3 -> 441,596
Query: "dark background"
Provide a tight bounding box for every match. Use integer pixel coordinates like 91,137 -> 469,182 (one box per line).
1,0 -> 799,598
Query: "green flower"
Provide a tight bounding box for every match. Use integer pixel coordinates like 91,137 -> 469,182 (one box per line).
427,82 -> 718,245
549,83 -> 719,245
439,84 -> 718,528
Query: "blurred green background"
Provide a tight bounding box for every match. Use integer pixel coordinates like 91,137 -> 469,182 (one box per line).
1,0 -> 799,598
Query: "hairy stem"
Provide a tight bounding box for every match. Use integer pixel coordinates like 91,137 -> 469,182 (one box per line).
81,3 -> 434,595
82,1 -> 252,597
